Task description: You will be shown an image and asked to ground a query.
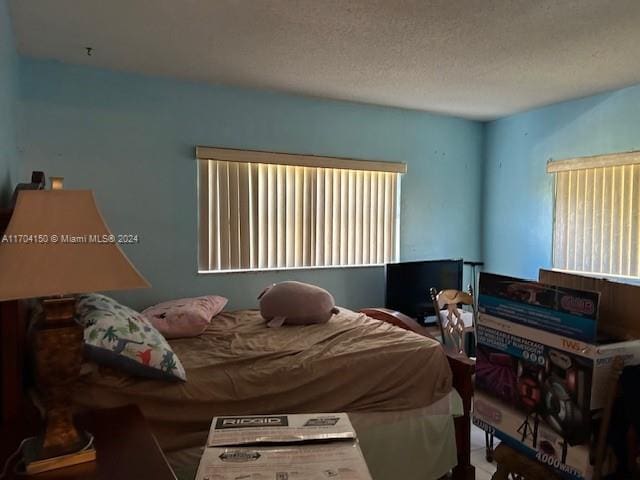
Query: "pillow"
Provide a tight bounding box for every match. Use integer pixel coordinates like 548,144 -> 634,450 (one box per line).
75,293 -> 186,381
142,295 -> 228,339
258,281 -> 339,328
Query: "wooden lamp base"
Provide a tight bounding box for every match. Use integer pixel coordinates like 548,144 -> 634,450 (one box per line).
24,296 -> 97,474
23,431 -> 96,474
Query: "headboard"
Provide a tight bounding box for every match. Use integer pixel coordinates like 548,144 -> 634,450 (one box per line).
0,171 -> 46,425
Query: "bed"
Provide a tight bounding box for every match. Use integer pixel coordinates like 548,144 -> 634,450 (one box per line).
2,304 -> 474,479
0,173 -> 475,480
66,308 -> 460,477
2,308 -> 474,480
69,307 -> 468,479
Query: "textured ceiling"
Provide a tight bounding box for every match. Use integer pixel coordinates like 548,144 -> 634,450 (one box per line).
9,0 -> 640,120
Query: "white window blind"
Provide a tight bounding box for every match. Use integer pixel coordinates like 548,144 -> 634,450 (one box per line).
549,151 -> 640,277
197,147 -> 404,272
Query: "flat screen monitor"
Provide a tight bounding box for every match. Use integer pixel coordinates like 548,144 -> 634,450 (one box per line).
385,259 -> 463,323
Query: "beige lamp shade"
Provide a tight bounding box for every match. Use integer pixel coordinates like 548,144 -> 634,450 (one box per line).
0,190 -> 150,301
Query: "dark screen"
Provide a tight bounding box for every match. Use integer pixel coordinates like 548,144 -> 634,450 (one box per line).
385,259 -> 463,321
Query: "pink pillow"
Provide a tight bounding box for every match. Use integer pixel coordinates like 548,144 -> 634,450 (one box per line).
142,295 -> 228,339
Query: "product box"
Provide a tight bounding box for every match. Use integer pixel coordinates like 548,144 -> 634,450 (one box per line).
195,413 -> 373,480
473,272 -> 640,479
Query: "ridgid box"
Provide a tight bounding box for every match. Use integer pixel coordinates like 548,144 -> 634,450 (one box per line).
473,272 -> 640,480
195,413 -> 373,480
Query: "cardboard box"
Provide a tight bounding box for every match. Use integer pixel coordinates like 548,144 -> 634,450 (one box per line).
539,269 -> 640,340
195,413 -> 373,480
473,272 -> 640,479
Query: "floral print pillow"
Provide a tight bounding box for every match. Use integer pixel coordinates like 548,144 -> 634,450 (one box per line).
76,293 -> 186,381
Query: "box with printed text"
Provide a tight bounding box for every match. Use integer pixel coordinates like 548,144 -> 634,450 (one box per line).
473,272 -> 640,479
195,413 -> 373,480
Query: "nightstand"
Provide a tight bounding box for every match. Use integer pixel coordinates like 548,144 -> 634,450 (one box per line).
2,404 -> 176,480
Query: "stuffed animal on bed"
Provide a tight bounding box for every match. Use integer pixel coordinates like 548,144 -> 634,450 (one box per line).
258,281 -> 340,328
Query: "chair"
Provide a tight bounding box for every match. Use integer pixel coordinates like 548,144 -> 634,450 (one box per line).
430,287 -> 495,461
429,287 -> 476,355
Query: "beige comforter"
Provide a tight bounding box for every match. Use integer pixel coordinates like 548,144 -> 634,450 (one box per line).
74,308 -> 452,450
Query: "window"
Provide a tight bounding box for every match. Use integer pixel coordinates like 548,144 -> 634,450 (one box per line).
197,146 -> 405,272
549,151 -> 640,278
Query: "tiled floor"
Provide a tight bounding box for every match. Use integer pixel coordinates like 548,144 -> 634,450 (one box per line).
470,424 -> 497,480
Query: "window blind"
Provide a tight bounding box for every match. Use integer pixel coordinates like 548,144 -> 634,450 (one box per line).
197,148 -> 402,272
550,151 -> 640,277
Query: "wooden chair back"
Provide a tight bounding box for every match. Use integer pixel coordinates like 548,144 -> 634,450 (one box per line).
430,288 -> 475,355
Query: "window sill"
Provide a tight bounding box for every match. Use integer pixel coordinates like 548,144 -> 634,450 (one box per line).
551,268 -> 640,286
198,263 -> 386,274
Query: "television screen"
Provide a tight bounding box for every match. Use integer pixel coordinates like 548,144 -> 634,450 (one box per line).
385,259 -> 463,323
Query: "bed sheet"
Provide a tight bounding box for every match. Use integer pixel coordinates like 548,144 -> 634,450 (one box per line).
74,308 -> 453,452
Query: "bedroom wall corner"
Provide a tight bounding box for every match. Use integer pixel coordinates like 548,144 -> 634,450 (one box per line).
478,121 -> 489,273
0,0 -> 20,206
482,83 -> 640,280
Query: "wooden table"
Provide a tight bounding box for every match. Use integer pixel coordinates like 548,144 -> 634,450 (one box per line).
2,405 -> 176,480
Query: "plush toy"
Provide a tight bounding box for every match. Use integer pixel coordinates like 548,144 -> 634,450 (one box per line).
258,281 -> 339,328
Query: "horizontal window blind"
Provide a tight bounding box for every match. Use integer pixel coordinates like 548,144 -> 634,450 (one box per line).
552,154 -> 640,277
198,158 -> 400,272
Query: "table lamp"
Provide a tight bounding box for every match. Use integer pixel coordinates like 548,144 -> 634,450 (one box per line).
0,187 -> 149,473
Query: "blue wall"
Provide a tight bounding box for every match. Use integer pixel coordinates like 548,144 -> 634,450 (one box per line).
483,85 -> 640,279
0,0 -> 19,205
18,58 -> 483,310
